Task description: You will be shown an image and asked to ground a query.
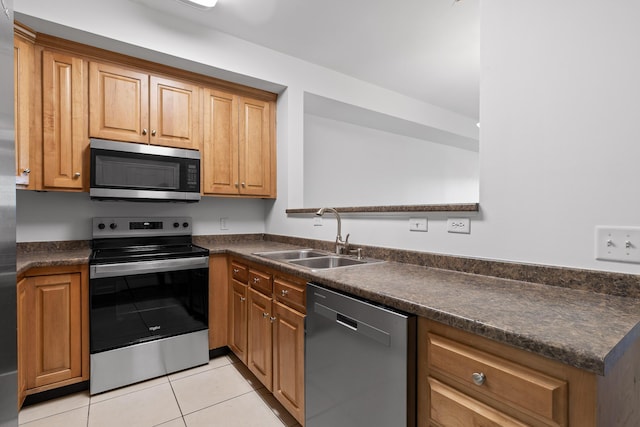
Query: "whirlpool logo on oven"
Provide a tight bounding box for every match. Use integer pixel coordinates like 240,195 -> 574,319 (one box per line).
149,326 -> 161,332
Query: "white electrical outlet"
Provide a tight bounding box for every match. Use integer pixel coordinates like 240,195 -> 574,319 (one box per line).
409,218 -> 427,232
314,216 -> 323,226
595,226 -> 640,263
220,217 -> 229,230
447,218 -> 470,234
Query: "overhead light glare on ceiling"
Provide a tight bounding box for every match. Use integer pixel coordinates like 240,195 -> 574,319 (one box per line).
176,0 -> 218,10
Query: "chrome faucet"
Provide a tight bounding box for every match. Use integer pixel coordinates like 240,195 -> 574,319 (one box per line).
316,207 -> 350,255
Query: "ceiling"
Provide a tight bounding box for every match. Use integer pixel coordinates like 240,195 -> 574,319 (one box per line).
133,0 -> 480,120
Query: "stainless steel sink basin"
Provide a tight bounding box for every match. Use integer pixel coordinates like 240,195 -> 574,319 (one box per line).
289,256 -> 368,269
253,249 -> 330,260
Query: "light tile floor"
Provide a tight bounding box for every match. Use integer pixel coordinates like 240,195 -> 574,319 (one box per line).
19,354 -> 302,427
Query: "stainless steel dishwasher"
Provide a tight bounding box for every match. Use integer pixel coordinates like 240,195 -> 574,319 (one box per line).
305,283 -> 416,427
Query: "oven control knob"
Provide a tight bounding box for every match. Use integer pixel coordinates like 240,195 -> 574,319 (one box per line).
109,223 -> 117,230
98,223 -> 105,230
183,222 -> 189,228
173,222 -> 180,228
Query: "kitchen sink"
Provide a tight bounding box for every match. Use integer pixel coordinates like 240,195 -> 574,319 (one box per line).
289,256 -> 368,269
253,248 -> 384,270
253,249 -> 329,260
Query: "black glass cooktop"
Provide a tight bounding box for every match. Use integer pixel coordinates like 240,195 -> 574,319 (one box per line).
91,236 -> 209,264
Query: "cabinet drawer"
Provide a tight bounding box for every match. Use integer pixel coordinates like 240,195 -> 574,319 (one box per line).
231,262 -> 248,283
249,269 -> 273,295
429,377 -> 527,427
274,277 -> 306,313
428,333 -> 567,426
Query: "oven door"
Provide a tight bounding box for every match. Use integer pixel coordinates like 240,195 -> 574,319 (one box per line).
89,257 -> 208,354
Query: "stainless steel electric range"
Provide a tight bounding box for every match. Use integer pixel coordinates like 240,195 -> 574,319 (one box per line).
89,216 -> 209,395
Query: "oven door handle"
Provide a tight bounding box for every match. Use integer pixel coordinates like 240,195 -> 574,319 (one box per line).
90,256 -> 209,279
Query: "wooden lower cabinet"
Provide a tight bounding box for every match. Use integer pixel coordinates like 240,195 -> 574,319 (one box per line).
272,300 -> 305,424
208,255 -> 229,350
227,258 -> 306,425
418,317 -> 640,427
17,265 -> 89,406
228,278 -> 248,363
247,288 -> 273,389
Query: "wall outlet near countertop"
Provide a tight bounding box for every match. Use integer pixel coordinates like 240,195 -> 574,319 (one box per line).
447,218 -> 470,234
220,217 -> 229,230
595,226 -> 640,263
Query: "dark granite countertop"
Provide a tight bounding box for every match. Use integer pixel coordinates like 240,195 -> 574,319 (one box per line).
16,238 -> 640,376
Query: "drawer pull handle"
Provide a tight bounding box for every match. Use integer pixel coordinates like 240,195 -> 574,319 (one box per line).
233,268 -> 239,274
263,312 -> 269,318
472,372 -> 486,386
270,316 -> 276,323
253,277 -> 260,283
240,296 -> 246,302
281,289 -> 289,296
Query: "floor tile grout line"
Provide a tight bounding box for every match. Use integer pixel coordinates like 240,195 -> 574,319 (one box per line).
88,376 -> 170,407
178,388 -> 265,418
18,399 -> 90,426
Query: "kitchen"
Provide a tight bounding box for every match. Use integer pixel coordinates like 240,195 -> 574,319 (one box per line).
3,0 -> 640,426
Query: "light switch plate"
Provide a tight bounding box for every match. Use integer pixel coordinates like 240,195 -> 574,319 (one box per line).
595,226 -> 640,263
409,218 -> 427,232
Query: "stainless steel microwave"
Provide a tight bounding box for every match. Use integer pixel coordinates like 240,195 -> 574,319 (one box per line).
90,139 -> 201,202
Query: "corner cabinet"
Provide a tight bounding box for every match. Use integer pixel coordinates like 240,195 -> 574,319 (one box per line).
227,258 -> 305,425
89,61 -> 200,150
14,25 -> 36,189
202,89 -> 275,198
17,265 -> 90,407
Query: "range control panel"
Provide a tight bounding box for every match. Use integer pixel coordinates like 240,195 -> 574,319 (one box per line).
92,217 -> 193,239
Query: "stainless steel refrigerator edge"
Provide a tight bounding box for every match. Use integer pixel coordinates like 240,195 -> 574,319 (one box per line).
0,0 -> 17,425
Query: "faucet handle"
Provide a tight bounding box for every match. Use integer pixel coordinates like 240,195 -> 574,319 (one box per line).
344,233 -> 350,244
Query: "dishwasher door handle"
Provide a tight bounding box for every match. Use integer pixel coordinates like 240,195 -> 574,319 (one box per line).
336,313 -> 358,331
314,302 -> 391,347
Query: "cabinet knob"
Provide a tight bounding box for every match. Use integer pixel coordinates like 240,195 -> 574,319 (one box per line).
270,316 -> 276,323
253,277 -> 260,284
23,168 -> 30,174
241,182 -> 246,187
151,129 -> 157,136
142,128 -> 148,135
74,172 -> 81,178
262,312 -> 269,318
235,182 -> 239,188
281,289 -> 289,296
472,372 -> 486,386
240,296 -> 246,302
233,268 -> 240,274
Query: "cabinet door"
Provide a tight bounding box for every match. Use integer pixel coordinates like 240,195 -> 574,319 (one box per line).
17,278 -> 28,408
238,97 -> 272,196
272,301 -> 305,425
89,62 -> 149,144
150,76 -> 199,149
42,51 -> 87,190
247,287 -> 273,390
14,34 -> 34,188
228,280 -> 248,364
208,255 -> 228,350
26,272 -> 82,389
202,88 -> 239,195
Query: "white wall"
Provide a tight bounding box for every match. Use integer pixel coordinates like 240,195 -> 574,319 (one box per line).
16,190 -> 265,242
303,114 -> 479,207
15,0 -> 640,277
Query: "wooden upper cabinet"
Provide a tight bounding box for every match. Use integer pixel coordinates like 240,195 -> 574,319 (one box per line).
239,97 -> 272,196
14,30 -> 35,189
203,89 -> 239,195
42,50 -> 88,190
89,62 -> 149,144
202,89 -> 275,197
89,62 -> 199,149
